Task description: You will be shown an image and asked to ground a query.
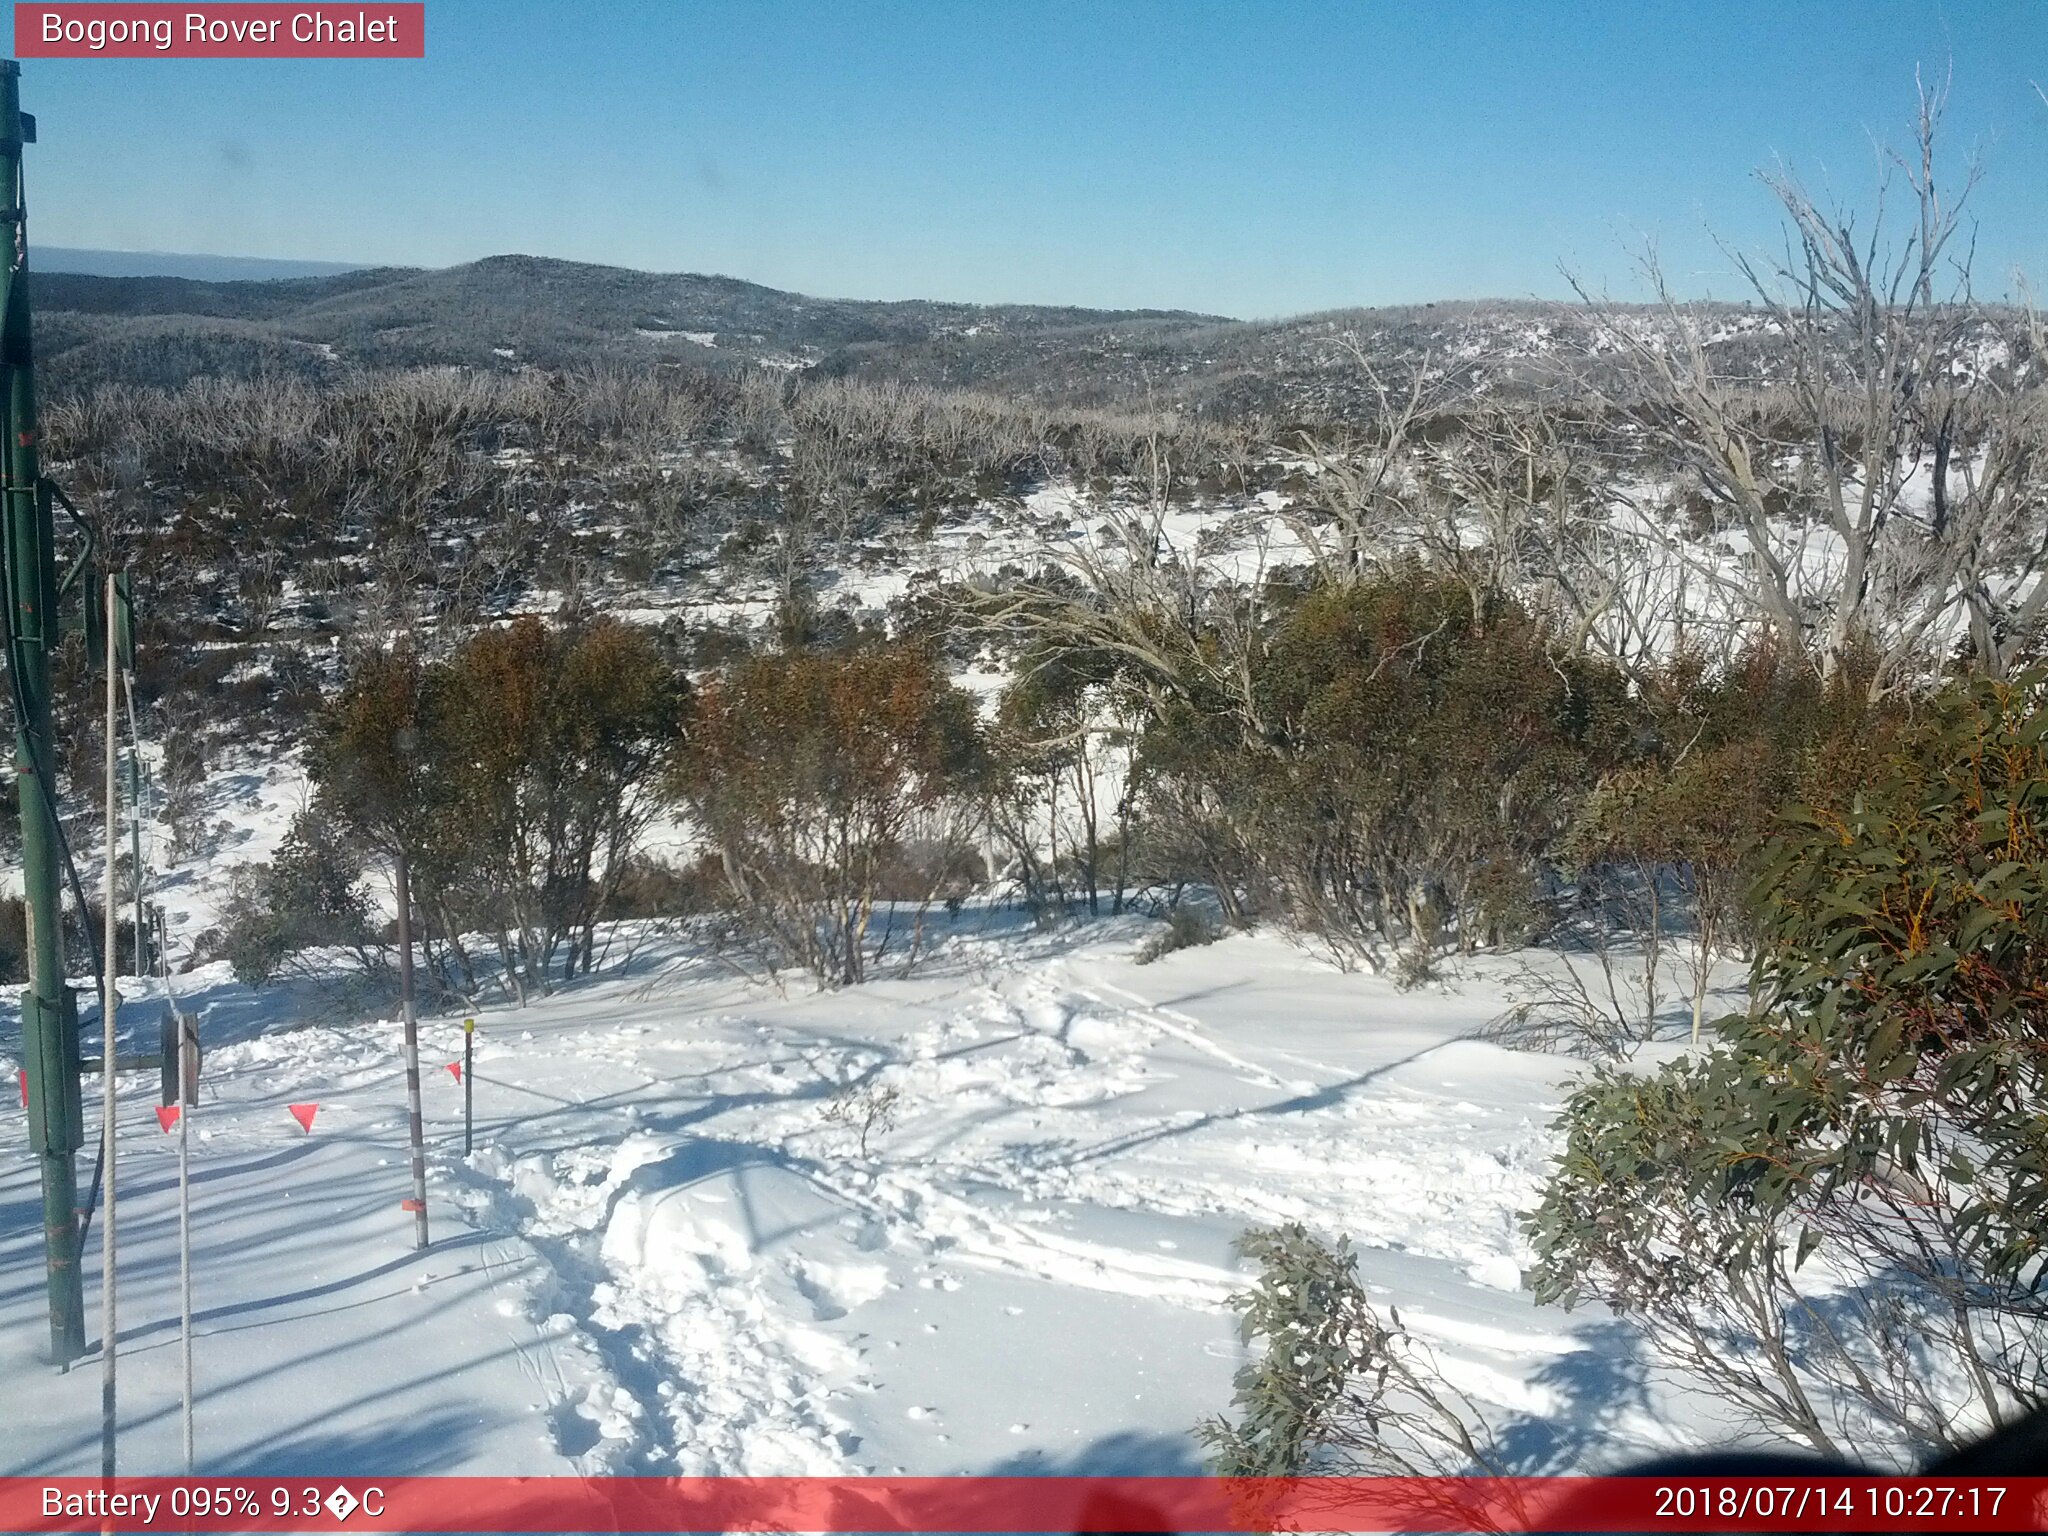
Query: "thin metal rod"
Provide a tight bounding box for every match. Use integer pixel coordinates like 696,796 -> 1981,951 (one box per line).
177,1019 -> 193,1472
98,573 -> 117,1476
463,1018 -> 474,1158
129,650 -> 194,1473
150,905 -> 196,1473
124,667 -> 143,983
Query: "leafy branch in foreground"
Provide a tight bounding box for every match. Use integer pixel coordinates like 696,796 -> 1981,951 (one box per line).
1198,1223 -> 1503,1478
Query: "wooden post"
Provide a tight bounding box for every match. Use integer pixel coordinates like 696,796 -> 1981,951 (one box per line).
395,848 -> 429,1249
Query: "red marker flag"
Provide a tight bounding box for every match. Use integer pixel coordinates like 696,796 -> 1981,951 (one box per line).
156,1105 -> 180,1133
446,1061 -> 462,1084
287,1103 -> 318,1133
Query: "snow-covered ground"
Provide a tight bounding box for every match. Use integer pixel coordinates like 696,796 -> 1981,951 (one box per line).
0,915 -> 1719,1478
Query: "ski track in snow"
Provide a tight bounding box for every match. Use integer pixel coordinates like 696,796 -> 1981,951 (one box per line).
1,920 -> 1716,1476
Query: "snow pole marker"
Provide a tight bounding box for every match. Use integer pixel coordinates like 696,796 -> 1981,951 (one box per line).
287,1103 -> 318,1133
128,646 -> 195,1471
462,1019 -> 474,1157
99,574 -> 119,1483
177,1058 -> 192,1472
394,851 -> 429,1250
152,910 -> 195,1475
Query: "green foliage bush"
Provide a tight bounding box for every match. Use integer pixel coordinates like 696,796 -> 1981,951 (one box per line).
213,816 -> 381,989
670,644 -> 988,986
992,641 -> 1139,919
1482,643 -> 1909,1057
1197,1224 -> 1501,1477
1525,669 -> 2048,1463
301,616 -> 687,1001
1134,906 -> 1220,965
1138,566 -> 1633,968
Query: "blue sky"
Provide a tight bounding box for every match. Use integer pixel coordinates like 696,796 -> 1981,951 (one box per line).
13,0 -> 2048,316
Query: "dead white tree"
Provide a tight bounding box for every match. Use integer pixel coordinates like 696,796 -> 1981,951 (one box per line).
964,433 -> 1278,754
1929,298 -> 2048,674
1276,338 -> 1446,584
1572,73 -> 2040,692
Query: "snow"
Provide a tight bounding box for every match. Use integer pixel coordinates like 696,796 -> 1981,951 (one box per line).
0,915 -> 1717,1478
143,753 -> 310,945
0,436 -> 1842,1478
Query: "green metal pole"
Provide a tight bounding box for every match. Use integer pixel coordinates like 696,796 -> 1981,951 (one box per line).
0,59 -> 86,1367
129,732 -> 142,979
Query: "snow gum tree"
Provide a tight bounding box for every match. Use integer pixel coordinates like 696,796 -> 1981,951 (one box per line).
1526,669 -> 2048,1464
992,641 -> 1141,919
1522,643 -> 1906,1053
306,642 -> 456,920
296,619 -> 686,1004
671,644 -> 988,987
1139,566 -> 1633,969
430,616 -> 687,993
1576,80 -> 2047,694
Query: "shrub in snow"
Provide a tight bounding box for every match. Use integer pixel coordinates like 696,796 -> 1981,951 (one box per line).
1141,568 -> 1633,971
991,640 -> 1142,921
212,815 -> 383,989
309,619 -> 686,1003
669,643 -> 988,988
1135,907 -> 1221,965
822,1079 -> 901,1159
1526,670 -> 2048,1466
1198,1223 -> 1503,1478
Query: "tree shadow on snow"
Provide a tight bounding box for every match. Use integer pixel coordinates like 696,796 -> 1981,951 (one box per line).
1484,1318 -> 1663,1473
982,1428 -> 1206,1476
210,1402 -> 505,1475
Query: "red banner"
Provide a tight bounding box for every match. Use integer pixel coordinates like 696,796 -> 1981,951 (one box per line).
3,1476 -> 2047,1533
15,4 -> 424,58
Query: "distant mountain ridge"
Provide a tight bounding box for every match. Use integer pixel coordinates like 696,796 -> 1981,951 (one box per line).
33,253 -> 1241,397
37,246 -> 367,281
33,251 -> 1813,418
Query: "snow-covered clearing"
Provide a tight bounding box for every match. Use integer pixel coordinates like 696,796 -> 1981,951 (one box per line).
1,916 -> 1713,1477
